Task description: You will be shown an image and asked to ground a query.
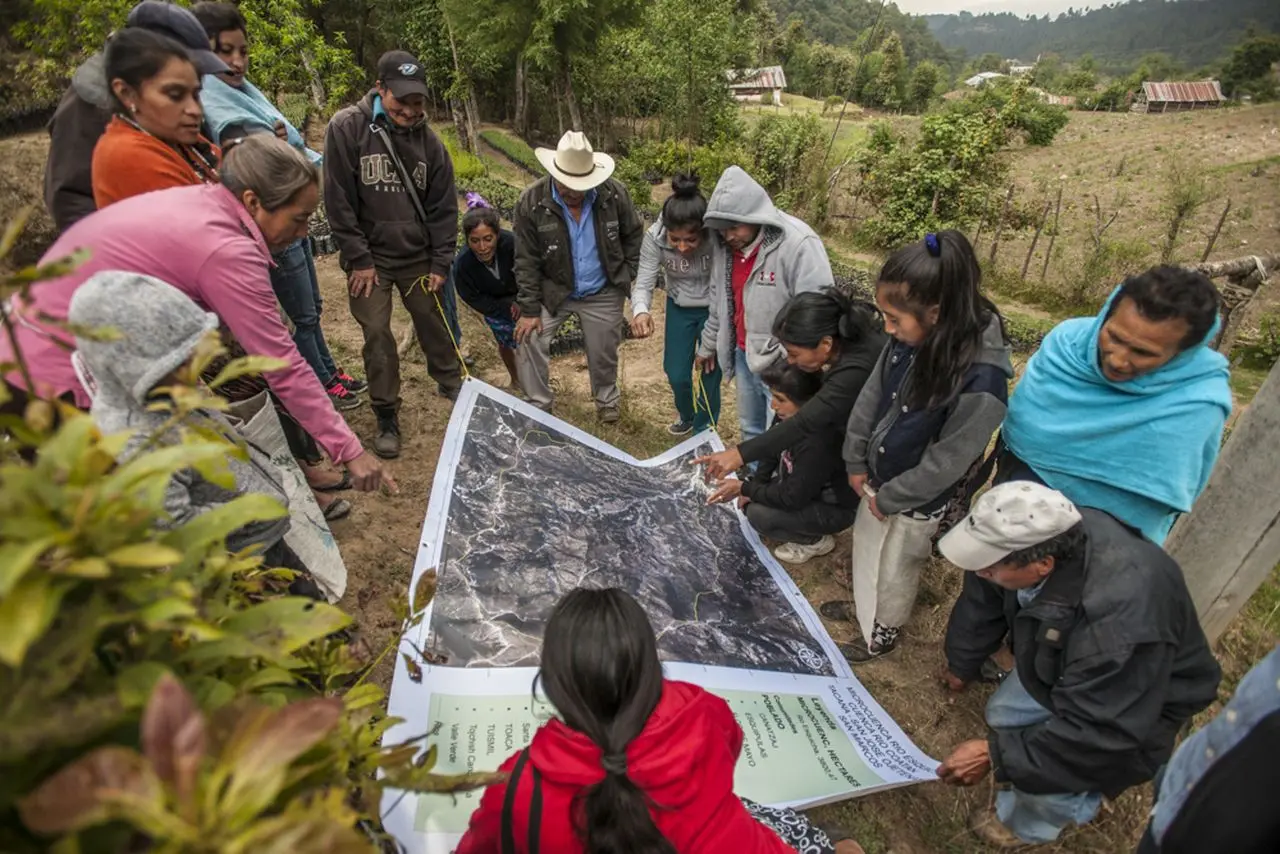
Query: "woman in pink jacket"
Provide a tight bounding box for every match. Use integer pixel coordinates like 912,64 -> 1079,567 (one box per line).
1,135 -> 393,493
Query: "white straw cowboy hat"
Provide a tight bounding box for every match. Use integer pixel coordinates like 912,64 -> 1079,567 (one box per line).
535,131 -> 615,192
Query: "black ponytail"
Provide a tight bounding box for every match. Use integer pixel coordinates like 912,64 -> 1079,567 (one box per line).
661,173 -> 706,232
771,287 -> 880,351
536,588 -> 676,854
877,229 -> 1006,409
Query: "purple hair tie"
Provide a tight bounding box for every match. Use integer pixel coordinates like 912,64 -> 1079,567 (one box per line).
924,233 -> 941,257
465,192 -> 492,210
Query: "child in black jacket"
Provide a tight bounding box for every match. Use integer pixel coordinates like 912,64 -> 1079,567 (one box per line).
708,364 -> 858,564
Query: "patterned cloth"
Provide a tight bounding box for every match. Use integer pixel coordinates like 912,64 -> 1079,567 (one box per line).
742,799 -> 836,854
483,313 -> 518,350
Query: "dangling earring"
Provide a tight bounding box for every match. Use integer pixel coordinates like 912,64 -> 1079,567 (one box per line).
129,104 -> 138,115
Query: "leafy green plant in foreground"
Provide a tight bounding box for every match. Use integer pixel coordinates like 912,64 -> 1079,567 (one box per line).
0,210 -> 497,851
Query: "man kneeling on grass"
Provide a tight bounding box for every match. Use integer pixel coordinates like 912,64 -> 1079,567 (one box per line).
707,364 -> 857,564
934,481 -> 1220,849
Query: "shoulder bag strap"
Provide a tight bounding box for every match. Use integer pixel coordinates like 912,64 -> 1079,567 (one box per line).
369,123 -> 428,226
526,762 -> 543,854
500,749 -> 530,854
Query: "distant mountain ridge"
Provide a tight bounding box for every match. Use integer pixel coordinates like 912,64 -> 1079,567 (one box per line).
924,0 -> 1280,71
768,0 -> 955,68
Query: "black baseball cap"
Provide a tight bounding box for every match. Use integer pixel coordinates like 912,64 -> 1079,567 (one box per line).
126,1 -> 231,76
377,50 -> 430,100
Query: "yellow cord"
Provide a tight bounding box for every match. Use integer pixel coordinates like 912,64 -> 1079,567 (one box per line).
422,279 -> 471,382
692,366 -> 718,433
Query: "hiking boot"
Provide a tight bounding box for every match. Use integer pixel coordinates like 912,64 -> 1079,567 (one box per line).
968,805 -> 1031,849
774,535 -> 836,564
599,406 -> 621,424
373,408 -> 401,459
667,419 -> 694,436
326,379 -> 362,412
336,370 -> 367,394
438,384 -> 461,402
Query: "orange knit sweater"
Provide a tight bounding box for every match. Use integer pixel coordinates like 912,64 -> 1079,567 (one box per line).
91,117 -> 221,210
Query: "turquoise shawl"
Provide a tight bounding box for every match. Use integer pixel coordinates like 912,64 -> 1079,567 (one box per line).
1003,288 -> 1232,543
200,74 -> 322,165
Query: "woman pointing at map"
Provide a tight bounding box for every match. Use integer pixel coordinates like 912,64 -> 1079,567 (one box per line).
694,289 -> 886,503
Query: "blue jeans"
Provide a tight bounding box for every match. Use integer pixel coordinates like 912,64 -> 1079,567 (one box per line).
987,671 -> 1103,843
270,239 -> 337,384
734,348 -> 772,445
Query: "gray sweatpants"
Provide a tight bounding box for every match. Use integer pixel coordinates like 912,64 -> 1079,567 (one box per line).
517,288 -> 625,412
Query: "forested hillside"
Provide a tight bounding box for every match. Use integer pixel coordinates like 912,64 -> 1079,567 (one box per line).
925,0 -> 1280,72
769,0 -> 954,68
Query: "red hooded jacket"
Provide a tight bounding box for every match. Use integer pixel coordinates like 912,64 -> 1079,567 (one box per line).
454,680 -> 796,853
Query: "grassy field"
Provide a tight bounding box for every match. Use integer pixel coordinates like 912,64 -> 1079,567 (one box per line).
1,98 -> 1277,852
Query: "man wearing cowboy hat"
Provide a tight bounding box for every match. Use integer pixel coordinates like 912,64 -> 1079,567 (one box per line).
934,481 -> 1219,849
513,131 -> 644,421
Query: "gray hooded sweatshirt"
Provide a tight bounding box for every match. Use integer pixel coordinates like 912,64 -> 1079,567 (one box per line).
630,222 -> 715,314
696,167 -> 834,381
44,53 -> 115,233
69,271 -> 291,552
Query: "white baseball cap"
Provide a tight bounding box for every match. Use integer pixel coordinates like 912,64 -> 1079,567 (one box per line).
939,481 -> 1083,571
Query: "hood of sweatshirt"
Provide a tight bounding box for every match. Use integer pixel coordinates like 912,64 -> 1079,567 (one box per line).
528,680 -> 734,810
703,166 -> 786,233
71,53 -> 115,112
978,312 -> 1016,378
69,271 -> 220,431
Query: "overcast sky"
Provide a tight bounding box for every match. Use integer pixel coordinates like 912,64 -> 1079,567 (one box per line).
893,0 -> 1114,16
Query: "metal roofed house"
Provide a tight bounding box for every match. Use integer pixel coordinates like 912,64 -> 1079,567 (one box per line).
727,66 -> 787,105
964,71 -> 1006,88
1133,81 -> 1226,113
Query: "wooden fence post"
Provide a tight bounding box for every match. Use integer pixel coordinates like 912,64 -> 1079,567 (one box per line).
1166,358 -> 1280,643
987,184 -> 1015,267
1201,199 -> 1232,262
1022,199 -> 1054,280
1040,184 -> 1064,282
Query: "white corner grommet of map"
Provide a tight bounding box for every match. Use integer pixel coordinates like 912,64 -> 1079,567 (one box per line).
382,379 -> 938,853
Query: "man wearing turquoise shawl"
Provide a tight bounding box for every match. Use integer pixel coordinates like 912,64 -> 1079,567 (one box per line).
1001,265 -> 1232,544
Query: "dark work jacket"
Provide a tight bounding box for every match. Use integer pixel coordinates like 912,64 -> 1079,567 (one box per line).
44,53 -> 115,233
738,326 -> 888,466
741,416 -> 858,512
323,91 -> 458,279
513,175 -> 644,316
944,509 -> 1221,799
453,230 -> 518,319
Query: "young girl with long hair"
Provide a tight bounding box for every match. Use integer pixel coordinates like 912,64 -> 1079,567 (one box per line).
456,587 -> 864,854
827,230 -> 1012,664
630,174 -> 721,436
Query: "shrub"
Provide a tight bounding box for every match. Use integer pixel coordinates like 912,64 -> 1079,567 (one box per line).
479,130 -> 540,174
613,157 -> 657,212
438,127 -> 486,184
0,211 -> 494,852
277,93 -> 310,132
458,175 -> 522,220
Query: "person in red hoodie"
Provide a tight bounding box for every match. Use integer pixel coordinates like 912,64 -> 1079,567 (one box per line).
455,587 -> 865,854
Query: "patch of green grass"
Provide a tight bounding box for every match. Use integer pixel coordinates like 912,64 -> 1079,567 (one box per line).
1228,365 -> 1268,404
480,129 -> 540,174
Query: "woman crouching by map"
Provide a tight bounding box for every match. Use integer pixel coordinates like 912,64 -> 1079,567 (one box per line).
454,587 -> 866,854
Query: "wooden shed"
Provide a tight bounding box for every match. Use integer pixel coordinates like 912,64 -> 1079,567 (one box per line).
727,66 -> 787,106
1133,81 -> 1225,113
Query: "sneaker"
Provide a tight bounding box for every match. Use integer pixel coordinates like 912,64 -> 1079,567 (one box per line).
326,379 -> 362,412
599,406 -> 621,424
667,419 -> 694,436
773,535 -> 836,564
336,371 -> 367,394
839,624 -> 900,665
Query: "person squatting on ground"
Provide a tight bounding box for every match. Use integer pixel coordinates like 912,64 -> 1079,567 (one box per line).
324,50 -> 463,459
90,27 -> 220,208
934,482 -> 1221,849
629,174 -> 722,436
68,272 -> 326,601
999,264 -> 1231,545
192,1 -> 367,413
513,131 -> 644,423
707,364 -> 859,565
453,199 -> 522,389
695,166 -> 834,446
827,231 -> 1012,664
2,135 -> 395,496
694,288 -> 886,527
455,587 -> 865,854
43,0 -> 229,233
1137,644 -> 1280,854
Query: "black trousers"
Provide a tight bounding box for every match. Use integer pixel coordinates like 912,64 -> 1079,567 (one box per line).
745,500 -> 857,545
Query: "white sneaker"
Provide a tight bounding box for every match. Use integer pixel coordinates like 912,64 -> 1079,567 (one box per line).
774,535 -> 836,564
